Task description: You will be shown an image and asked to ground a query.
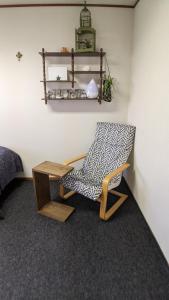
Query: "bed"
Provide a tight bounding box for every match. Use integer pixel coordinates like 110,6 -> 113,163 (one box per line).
0,146 -> 23,195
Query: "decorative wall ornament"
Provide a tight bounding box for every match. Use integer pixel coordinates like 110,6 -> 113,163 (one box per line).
75,1 -> 96,52
16,51 -> 23,61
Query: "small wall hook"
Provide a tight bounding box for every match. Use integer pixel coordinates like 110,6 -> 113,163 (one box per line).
16,51 -> 23,61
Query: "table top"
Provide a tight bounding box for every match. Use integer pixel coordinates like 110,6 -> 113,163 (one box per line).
32,161 -> 73,178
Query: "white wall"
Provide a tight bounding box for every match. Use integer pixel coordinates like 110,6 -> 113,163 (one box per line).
127,0 -> 169,261
0,7 -> 133,176
0,1 -> 168,262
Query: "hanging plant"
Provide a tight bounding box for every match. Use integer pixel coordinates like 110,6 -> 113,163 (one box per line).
103,75 -> 115,102
103,57 -> 116,102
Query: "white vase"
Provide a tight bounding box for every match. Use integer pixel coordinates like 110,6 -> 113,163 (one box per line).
86,79 -> 99,99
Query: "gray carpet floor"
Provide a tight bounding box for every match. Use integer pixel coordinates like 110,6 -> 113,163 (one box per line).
0,179 -> 169,300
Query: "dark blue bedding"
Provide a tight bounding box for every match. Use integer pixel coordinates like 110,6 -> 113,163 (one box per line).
0,146 -> 23,195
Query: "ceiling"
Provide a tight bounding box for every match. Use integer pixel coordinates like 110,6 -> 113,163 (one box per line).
0,0 -> 137,7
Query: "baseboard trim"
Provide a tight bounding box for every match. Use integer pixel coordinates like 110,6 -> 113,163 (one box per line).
16,177 -> 33,181
16,176 -> 58,181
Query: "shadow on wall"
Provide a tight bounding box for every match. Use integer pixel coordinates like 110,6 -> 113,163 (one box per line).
125,149 -> 135,187
46,99 -> 118,113
125,149 -> 147,211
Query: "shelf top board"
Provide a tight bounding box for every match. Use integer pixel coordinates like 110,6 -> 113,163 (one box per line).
39,51 -> 106,57
33,161 -> 73,177
69,70 -> 105,74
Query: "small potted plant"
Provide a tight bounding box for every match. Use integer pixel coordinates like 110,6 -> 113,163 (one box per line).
103,57 -> 116,102
103,75 -> 115,102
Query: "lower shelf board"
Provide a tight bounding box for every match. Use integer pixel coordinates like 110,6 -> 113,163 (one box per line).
41,98 -> 100,101
38,201 -> 75,222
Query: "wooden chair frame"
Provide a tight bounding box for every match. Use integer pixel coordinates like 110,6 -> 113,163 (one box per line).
59,154 -> 130,221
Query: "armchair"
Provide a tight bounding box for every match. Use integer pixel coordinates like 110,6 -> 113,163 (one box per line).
59,122 -> 135,221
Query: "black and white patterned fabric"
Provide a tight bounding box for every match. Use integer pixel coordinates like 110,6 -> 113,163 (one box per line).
61,122 -> 136,201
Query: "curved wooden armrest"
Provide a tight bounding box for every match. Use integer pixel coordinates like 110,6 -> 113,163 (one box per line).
63,153 -> 87,166
102,163 -> 130,188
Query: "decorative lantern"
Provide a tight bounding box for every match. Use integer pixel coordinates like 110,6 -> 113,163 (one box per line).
75,1 -> 96,52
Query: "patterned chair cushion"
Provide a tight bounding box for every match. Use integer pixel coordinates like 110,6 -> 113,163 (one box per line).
61,169 -> 120,201
61,122 -> 136,201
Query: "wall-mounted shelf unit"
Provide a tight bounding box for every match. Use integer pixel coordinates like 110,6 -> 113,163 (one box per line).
39,48 -> 106,104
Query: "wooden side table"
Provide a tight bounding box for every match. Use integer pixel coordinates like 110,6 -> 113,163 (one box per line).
32,161 -> 74,222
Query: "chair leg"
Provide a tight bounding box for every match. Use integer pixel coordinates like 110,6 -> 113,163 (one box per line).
99,188 -> 128,221
99,185 -> 108,220
59,184 -> 65,198
59,184 -> 76,200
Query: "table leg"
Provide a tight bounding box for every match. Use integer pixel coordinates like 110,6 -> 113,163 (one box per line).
32,171 -> 75,222
33,171 -> 50,210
